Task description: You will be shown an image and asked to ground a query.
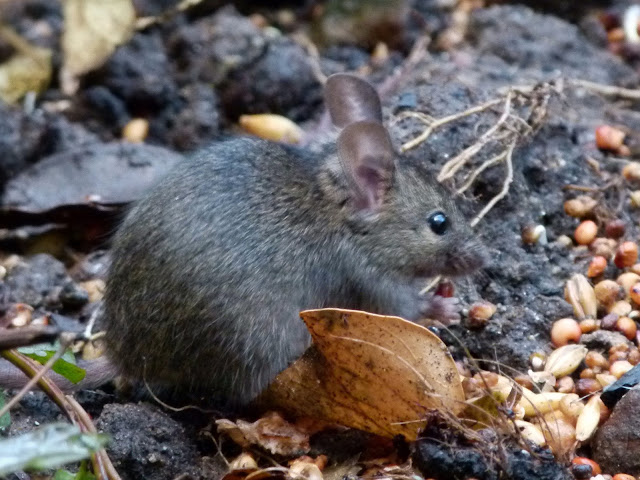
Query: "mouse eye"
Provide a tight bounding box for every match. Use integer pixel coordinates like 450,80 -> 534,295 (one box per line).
428,211 -> 448,235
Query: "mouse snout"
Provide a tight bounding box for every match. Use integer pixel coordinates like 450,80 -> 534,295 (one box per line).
443,239 -> 487,276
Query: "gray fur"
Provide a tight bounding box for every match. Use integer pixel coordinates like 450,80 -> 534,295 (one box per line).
103,75 -> 485,408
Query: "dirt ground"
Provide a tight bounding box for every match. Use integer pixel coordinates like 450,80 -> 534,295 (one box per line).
2,0 -> 640,479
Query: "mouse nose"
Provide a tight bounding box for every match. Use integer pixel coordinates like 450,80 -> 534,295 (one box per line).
444,241 -> 487,275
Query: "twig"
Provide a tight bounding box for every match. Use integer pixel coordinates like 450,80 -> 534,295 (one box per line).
470,141 -> 516,227
569,79 -> 640,100
0,324 -> 60,350
457,151 -> 507,194
399,98 -> 503,152
67,395 -> 122,480
0,332 -> 76,418
438,91 -> 513,182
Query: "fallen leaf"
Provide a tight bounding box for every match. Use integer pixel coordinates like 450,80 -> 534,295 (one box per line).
0,26 -> 52,103
61,0 -> 136,93
261,309 -> 465,440
216,411 -> 310,456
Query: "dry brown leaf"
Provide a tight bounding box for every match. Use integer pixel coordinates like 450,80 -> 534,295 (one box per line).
0,26 -> 52,103
61,0 -> 136,93
262,309 -> 465,440
216,411 -> 310,456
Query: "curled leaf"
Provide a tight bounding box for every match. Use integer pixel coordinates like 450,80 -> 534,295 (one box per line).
262,308 -> 464,440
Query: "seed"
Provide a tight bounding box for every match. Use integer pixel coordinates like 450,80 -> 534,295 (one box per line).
631,284 -> 640,306
610,343 -> 631,354
615,241 -> 639,268
559,393 -> 582,418
585,351 -> 609,369
519,389 -> 567,417
8,303 -> 33,327
587,256 -> 607,278
551,318 -> 581,347
572,457 -> 601,475
576,395 -> 603,442
579,318 -> 599,333
612,474 -> 637,480
565,274 -> 597,319
591,237 -> 618,259
556,235 -> 573,248
623,161 -> 640,183
545,344 -> 587,377
628,348 -> 640,365
515,420 -> 546,446
596,373 -> 617,388
576,378 -> 602,396
530,352 -> 546,371
580,368 -> 596,379
610,351 -> 629,363
435,279 -> 454,298
605,219 -> 626,239
555,376 -> 575,393
610,300 -> 632,317
514,374 -> 534,390
538,414 -> 576,457
564,196 -> 597,218
595,280 -> 622,308
521,224 -> 548,245
610,360 -> 633,378
473,371 -> 499,388
597,125 -> 626,152
229,452 -> 258,470
575,220 -> 598,245
468,301 -> 497,327
618,273 -> 640,296
630,190 -> 640,208
239,114 -> 303,144
122,118 -> 149,143
616,316 -> 638,340
631,264 -> 640,275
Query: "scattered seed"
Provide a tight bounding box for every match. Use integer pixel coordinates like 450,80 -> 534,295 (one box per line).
545,344 -> 587,377
122,118 -> 149,143
615,241 -> 639,268
615,316 -> 638,340
564,196 -> 597,218
551,318 -> 582,346
597,125 -> 626,152
610,360 -> 634,378
585,351 -> 609,370
579,318 -> 600,333
555,376 -> 575,394
576,378 -> 602,396
623,161 -> 640,183
610,300 -> 632,316
572,456 -> 601,475
575,220 -> 598,245
591,237 -> 618,259
605,219 -> 626,239
595,281 -> 622,308
588,256 -> 607,278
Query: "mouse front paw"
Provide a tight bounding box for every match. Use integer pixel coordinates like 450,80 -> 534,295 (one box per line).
420,294 -> 461,325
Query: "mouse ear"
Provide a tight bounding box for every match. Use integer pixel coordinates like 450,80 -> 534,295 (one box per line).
337,120 -> 395,212
324,73 -> 382,128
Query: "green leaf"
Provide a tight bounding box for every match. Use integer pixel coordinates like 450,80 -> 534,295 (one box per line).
0,390 -> 10,431
54,470 -> 76,480
0,423 -> 109,475
54,466 -> 96,480
18,342 -> 86,384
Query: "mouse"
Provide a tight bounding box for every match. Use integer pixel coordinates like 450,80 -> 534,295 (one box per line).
0,74 -> 486,407
100,73 -> 486,408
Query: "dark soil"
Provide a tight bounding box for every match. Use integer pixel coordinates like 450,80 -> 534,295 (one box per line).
2,0 -> 640,479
